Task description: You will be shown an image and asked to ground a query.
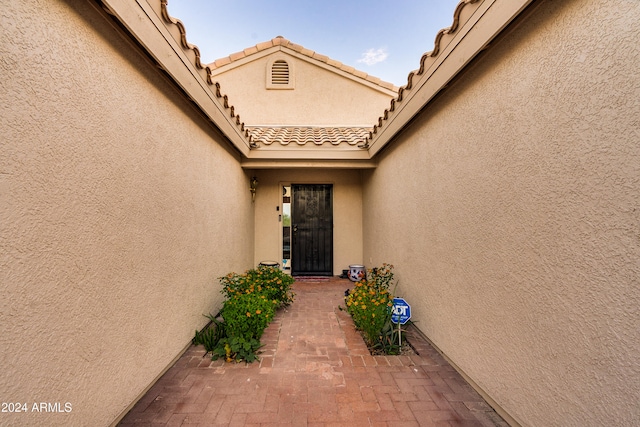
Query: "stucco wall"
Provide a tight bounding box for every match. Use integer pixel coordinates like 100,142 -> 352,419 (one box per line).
252,169 -> 363,275
0,1 -> 253,425
212,52 -> 394,126
362,1 -> 639,426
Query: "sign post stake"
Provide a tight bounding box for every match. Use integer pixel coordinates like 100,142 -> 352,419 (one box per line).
391,298 -> 411,349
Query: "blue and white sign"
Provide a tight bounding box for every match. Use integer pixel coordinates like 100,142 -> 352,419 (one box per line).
391,298 -> 411,324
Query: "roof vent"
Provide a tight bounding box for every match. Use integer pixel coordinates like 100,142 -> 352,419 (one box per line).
271,60 -> 289,85
267,58 -> 294,89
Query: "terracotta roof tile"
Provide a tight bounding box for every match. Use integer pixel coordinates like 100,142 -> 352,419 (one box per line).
159,0 -> 255,150
159,0 -> 480,154
362,0 -> 484,148
214,57 -> 231,67
288,43 -> 305,53
352,70 -> 367,79
208,36 -> 398,92
243,46 -> 258,56
300,48 -> 316,57
229,51 -> 245,61
366,76 -> 381,86
256,40 -> 274,50
246,127 -> 371,147
378,81 -> 396,91
313,53 -> 329,62
341,65 -> 356,74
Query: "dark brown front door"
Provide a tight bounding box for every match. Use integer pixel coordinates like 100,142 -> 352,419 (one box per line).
291,184 -> 333,276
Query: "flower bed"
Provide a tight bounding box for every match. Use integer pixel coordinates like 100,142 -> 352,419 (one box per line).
344,264 -> 407,355
193,265 -> 294,363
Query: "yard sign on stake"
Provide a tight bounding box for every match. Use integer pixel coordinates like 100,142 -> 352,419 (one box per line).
391,298 -> 411,347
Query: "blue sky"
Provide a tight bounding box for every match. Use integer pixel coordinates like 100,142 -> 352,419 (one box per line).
165,0 -> 460,86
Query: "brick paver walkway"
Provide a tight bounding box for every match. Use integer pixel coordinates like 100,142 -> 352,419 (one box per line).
119,278 -> 508,426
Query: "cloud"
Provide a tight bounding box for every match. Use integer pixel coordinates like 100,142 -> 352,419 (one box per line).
357,48 -> 388,66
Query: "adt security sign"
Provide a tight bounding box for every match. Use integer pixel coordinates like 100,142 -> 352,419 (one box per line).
391,298 -> 411,324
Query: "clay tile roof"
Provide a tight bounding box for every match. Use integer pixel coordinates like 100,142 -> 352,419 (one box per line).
361,0 -> 486,148
159,0 -> 254,149
246,127 -> 371,147
243,46 -> 258,56
208,36 -> 399,92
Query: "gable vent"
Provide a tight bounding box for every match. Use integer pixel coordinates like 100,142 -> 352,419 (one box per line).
271,60 -> 289,85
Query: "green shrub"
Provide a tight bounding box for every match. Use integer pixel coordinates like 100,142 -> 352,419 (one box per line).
211,336 -> 263,363
345,264 -> 397,350
221,291 -> 276,340
193,265 -> 295,363
219,265 -> 295,307
251,266 -> 295,307
371,316 -> 404,355
368,263 -> 395,293
192,315 -> 225,355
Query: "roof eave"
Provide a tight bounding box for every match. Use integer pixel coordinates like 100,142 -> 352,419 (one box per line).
241,142 -> 376,169
246,146 -> 371,159
100,0 -> 253,156
366,0 -> 536,158
211,45 -> 399,97
98,0 -> 536,164
208,37 -> 400,95
241,159 -> 377,170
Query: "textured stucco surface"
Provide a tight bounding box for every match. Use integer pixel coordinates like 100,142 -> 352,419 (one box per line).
252,169 -> 363,275
362,0 -> 639,425
0,1 -> 253,425
212,52 -> 395,126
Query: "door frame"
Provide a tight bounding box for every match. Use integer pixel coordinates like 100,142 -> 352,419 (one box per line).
280,182 -> 334,276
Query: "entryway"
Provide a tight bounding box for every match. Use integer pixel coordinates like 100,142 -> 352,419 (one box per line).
118,278 -> 509,426
284,184 -> 333,276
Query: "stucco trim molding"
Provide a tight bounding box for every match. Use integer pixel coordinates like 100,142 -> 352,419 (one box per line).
100,0 -> 535,164
99,0 -> 257,154
365,0 -> 535,156
239,158 -> 378,170
209,45 -> 398,97
208,36 -> 399,95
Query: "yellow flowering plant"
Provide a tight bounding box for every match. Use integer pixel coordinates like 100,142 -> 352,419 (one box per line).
345,264 -> 397,349
220,266 -> 295,307
204,292 -> 275,363
195,265 -> 296,363
221,292 -> 275,341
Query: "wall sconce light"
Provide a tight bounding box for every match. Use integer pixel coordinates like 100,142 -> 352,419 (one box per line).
250,176 -> 258,202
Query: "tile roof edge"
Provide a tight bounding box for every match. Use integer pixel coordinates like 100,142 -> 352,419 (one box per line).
245,126 -> 372,147
208,36 -> 399,93
245,125 -> 373,129
158,0 -> 258,150
362,0 -> 484,150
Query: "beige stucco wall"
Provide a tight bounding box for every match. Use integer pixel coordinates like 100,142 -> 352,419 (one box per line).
0,1 -> 253,426
212,51 -> 394,126
362,0 -> 640,426
252,169 -> 363,275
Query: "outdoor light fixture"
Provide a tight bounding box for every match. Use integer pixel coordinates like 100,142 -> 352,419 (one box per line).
250,176 -> 258,202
